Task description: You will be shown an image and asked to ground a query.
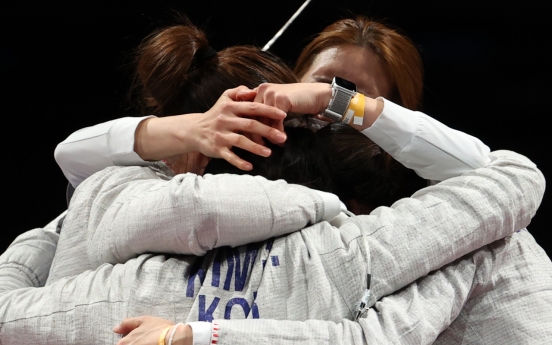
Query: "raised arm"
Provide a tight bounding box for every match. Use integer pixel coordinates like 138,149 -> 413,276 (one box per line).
362,97 -> 490,181
55,87 -> 288,188
254,82 -> 491,181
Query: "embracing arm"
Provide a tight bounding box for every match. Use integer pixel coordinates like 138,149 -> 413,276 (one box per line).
48,165 -> 340,282
357,149 -> 545,303
254,83 -> 491,182
214,258 -> 476,345
194,151 -> 545,345
0,233 -> 478,345
88,170 -> 338,259
113,149 -> 545,345
0,213 -> 65,292
0,151 -> 544,344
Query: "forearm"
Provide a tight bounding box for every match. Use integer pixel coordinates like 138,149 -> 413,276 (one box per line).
134,115 -> 202,161
62,166 -> 333,269
362,98 -> 491,181
361,150 -> 545,302
286,83 -> 490,182
213,254 -> 477,345
0,263 -> 130,345
0,213 -> 65,292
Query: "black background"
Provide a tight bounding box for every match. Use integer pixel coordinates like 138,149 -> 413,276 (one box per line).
1,1 -> 550,257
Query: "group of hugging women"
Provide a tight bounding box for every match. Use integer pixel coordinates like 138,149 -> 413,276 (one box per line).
0,15 -> 550,345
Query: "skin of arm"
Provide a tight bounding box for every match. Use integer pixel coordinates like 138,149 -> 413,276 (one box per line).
133,87 -> 288,170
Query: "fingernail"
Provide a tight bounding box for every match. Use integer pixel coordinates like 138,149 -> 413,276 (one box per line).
261,148 -> 271,157
276,133 -> 286,142
244,163 -> 253,170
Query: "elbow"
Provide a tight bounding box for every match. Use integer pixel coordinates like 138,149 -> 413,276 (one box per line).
54,144 -> 78,187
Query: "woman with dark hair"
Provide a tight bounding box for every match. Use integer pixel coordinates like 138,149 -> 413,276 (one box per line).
0,19 -> 549,345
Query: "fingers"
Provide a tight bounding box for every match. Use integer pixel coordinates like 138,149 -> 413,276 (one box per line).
235,90 -> 257,102
254,83 -> 291,113
219,147 -> 253,171
225,101 -> 287,120
252,116 -> 285,145
113,316 -> 143,334
225,85 -> 255,101
113,317 -> 142,333
220,116 -> 286,145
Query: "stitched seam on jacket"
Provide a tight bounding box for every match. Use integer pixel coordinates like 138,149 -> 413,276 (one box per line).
0,262 -> 40,287
0,300 -> 125,325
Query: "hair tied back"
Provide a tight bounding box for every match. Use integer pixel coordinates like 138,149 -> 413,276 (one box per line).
198,46 -> 217,61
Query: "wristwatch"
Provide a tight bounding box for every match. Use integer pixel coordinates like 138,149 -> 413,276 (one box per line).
323,77 -> 357,122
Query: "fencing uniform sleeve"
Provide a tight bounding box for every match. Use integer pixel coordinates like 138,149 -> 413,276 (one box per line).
54,116 -> 153,188
362,98 -> 491,181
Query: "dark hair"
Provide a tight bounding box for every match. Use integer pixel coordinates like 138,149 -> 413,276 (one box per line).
316,123 -> 426,211
294,16 -> 423,111
205,126 -> 335,193
205,121 -> 426,214
131,21 -> 297,116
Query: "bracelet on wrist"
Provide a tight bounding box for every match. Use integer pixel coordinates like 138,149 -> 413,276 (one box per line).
345,92 -> 366,125
158,326 -> 172,345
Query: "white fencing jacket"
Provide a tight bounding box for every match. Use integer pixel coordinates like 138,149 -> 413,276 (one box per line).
0,150 -> 546,345
1,100 -> 549,344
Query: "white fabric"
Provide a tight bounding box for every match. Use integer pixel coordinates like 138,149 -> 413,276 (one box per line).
54,116 -> 153,187
313,190 -> 342,221
188,322 -> 212,345
46,164 -> 330,283
362,98 -> 491,181
54,100 -> 490,188
0,213 -> 64,291
3,101 -> 544,342
0,151 -> 546,345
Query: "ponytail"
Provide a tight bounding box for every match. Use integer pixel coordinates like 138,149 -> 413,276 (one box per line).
130,19 -> 296,116
132,21 -> 218,116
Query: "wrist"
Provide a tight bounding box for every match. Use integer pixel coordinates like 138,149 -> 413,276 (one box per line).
349,96 -> 384,131
319,82 -> 333,113
134,117 -> 156,160
135,115 -> 197,161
